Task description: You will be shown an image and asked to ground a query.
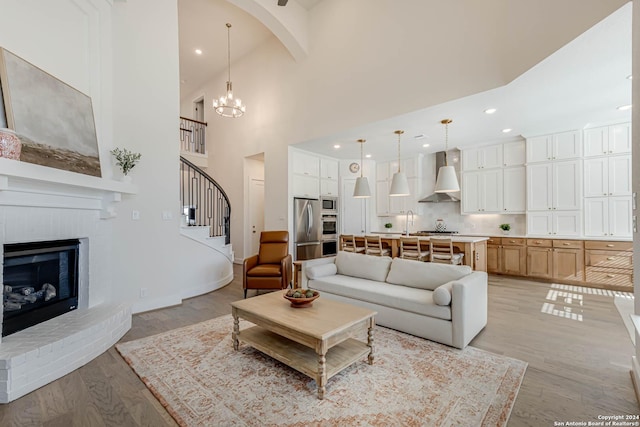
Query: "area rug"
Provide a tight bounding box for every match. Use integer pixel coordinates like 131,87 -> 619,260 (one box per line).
116,315 -> 526,427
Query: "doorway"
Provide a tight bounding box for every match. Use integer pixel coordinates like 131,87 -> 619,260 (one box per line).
244,154 -> 265,260
193,96 -> 204,122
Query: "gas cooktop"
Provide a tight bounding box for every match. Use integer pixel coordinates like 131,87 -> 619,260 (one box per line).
417,230 -> 459,235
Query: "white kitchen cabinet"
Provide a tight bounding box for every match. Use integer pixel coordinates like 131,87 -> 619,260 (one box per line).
462,145 -> 503,171
553,160 -> 581,210
526,130 -> 581,163
527,160 -> 580,211
609,197 -> 633,237
376,162 -> 390,182
388,178 -> 419,214
376,181 -> 390,216
584,123 -> 631,157
527,163 -> 553,211
461,170 -> 503,213
503,166 -> 526,212
292,150 -> 319,177
503,141 -> 526,166
528,211 -> 581,236
553,131 -> 582,160
292,174 -> 319,199
609,123 -> 632,154
584,196 -> 632,238
320,179 -> 338,196
584,155 -> 632,197
608,155 -> 632,196
320,158 -> 339,180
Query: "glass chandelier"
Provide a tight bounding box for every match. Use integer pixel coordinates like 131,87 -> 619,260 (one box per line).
213,23 -> 246,118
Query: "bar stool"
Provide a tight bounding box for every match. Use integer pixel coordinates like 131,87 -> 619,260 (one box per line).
340,234 -> 364,253
429,237 -> 464,265
399,236 -> 429,261
364,235 -> 390,256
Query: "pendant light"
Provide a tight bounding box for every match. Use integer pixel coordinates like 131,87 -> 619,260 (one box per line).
353,139 -> 372,198
434,119 -> 460,193
213,23 -> 246,118
389,130 -> 410,196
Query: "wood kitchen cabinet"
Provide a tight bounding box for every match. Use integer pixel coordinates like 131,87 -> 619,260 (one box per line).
486,237 -> 526,276
552,240 -> 584,282
584,240 -> 633,291
525,239 -> 584,282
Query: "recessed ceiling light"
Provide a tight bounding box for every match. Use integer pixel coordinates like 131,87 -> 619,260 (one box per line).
484,108 -> 497,114
617,104 -> 632,111
627,75 -> 633,80
414,134 -> 426,140
422,143 -> 430,148
333,144 -> 340,149
365,154 -> 372,158
502,128 -> 512,133
195,49 -> 203,55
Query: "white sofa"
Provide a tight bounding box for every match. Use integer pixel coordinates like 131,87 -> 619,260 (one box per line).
303,251 -> 488,349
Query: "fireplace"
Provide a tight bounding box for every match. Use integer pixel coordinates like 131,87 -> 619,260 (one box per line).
2,239 -> 80,337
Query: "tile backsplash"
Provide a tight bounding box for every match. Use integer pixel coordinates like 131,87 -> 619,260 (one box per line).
376,204 -> 526,236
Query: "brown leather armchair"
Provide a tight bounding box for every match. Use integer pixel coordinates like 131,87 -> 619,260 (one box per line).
243,231 -> 292,298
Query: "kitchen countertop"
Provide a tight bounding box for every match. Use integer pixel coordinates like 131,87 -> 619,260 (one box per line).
360,234 -> 489,243
460,232 -> 632,242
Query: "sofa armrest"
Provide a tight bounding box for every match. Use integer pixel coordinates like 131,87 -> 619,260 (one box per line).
281,254 -> 292,289
450,271 -> 488,349
243,254 -> 259,290
301,256 -> 336,288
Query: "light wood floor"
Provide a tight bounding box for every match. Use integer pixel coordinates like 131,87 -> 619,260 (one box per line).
0,265 -> 637,426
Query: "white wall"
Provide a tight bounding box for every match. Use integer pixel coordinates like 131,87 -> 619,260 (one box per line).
111,0 -> 184,312
0,0 -> 200,314
181,0 -> 626,263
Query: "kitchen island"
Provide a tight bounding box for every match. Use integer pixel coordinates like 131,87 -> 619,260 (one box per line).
351,235 -> 489,272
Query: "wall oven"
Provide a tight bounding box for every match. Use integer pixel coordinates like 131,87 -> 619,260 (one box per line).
321,239 -> 337,257
321,215 -> 337,238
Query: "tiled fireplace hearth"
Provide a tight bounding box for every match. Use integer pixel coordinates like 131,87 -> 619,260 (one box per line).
0,161 -> 136,402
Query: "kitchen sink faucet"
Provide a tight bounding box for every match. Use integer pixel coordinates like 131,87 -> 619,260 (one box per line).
405,210 -> 414,235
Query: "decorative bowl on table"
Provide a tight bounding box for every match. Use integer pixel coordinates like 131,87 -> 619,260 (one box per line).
284,288 -> 320,308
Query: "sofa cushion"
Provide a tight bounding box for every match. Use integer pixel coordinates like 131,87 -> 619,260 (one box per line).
309,275 -> 451,321
306,263 -> 337,280
385,258 -> 472,291
335,251 -> 392,282
433,282 -> 453,306
247,264 -> 281,277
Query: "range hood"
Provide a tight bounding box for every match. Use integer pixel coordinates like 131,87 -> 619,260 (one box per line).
419,151 -> 460,203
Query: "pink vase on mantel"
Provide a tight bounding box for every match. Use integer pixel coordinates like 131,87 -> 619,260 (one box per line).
0,128 -> 21,160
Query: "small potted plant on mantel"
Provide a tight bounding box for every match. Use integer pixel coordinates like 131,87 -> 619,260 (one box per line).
111,148 -> 141,183
499,223 -> 511,235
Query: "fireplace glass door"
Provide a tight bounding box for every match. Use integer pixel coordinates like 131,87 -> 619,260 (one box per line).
3,239 -> 80,337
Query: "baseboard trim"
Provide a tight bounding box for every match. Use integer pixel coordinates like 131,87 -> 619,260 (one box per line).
181,272 -> 233,300
132,295 -> 182,314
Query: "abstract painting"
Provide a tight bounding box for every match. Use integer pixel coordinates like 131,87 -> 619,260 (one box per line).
0,48 -> 101,177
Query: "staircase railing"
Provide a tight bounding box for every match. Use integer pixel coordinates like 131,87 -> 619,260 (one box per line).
180,116 -> 207,154
180,156 -> 231,245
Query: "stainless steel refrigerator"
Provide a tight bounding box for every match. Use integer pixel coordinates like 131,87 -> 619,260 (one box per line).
294,198 -> 322,260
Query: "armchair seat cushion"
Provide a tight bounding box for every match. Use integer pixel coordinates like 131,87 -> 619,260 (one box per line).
247,264 -> 282,277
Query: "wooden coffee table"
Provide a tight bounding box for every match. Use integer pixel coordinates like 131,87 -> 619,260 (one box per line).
231,291 -> 376,399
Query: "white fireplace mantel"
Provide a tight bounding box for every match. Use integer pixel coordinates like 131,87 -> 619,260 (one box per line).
0,158 -> 137,219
